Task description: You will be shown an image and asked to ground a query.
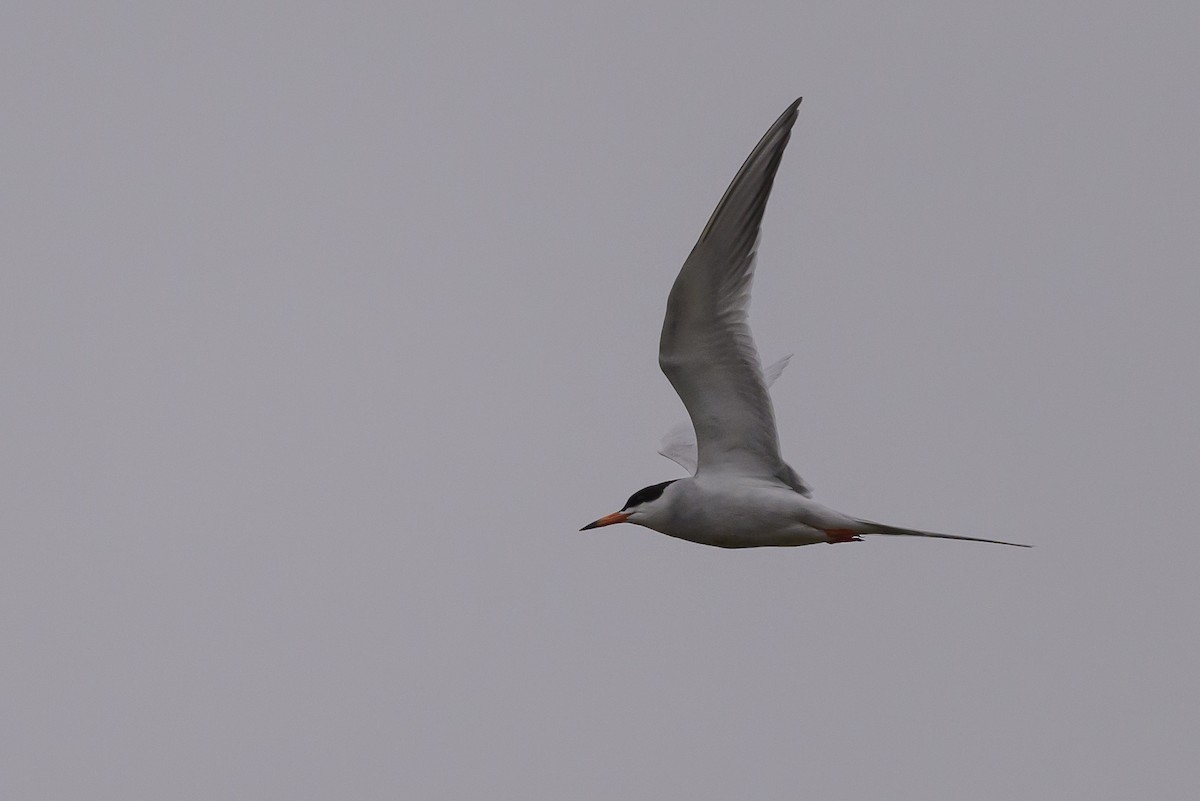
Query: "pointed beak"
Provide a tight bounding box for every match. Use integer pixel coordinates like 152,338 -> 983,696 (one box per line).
580,511 -> 629,531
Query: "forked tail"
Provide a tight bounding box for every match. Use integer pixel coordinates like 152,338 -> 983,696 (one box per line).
856,520 -> 1031,548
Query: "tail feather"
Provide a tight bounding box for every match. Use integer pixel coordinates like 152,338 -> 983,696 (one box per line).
857,520 -> 1031,548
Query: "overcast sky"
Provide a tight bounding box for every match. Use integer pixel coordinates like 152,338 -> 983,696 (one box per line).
3,2 -> 1198,799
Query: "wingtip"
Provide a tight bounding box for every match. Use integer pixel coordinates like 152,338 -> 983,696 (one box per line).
781,97 -> 802,124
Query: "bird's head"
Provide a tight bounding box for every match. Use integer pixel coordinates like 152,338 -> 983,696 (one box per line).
581,479 -> 679,531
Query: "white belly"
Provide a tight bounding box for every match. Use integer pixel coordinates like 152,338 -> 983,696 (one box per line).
641,478 -> 857,548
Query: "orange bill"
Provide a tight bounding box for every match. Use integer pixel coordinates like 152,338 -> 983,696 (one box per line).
579,512 -> 629,531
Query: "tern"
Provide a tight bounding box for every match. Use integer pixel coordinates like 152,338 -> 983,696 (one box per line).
581,98 -> 1029,549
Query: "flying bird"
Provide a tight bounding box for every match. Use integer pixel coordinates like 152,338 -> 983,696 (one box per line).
581,98 -> 1029,549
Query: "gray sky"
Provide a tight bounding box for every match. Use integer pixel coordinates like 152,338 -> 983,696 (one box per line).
3,2 -> 1198,798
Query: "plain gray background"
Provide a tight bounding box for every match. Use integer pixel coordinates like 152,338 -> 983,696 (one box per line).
3,2 -> 1198,798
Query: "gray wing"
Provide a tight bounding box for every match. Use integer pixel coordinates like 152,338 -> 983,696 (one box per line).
658,356 -> 810,496
658,98 -> 802,483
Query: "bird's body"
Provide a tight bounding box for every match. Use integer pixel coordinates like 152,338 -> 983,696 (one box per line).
581,98 -> 1029,550
635,478 -> 857,549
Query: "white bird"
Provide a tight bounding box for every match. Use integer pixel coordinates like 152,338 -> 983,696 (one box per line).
582,98 -> 1029,549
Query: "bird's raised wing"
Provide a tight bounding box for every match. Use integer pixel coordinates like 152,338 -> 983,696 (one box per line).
658,354 -> 792,474
658,98 -> 801,482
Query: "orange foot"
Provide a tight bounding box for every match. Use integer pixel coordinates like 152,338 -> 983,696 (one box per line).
824,529 -> 863,544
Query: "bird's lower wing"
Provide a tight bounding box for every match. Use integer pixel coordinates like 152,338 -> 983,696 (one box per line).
658,355 -> 810,496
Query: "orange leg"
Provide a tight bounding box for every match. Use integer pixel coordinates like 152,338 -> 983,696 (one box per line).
824,529 -> 863,544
